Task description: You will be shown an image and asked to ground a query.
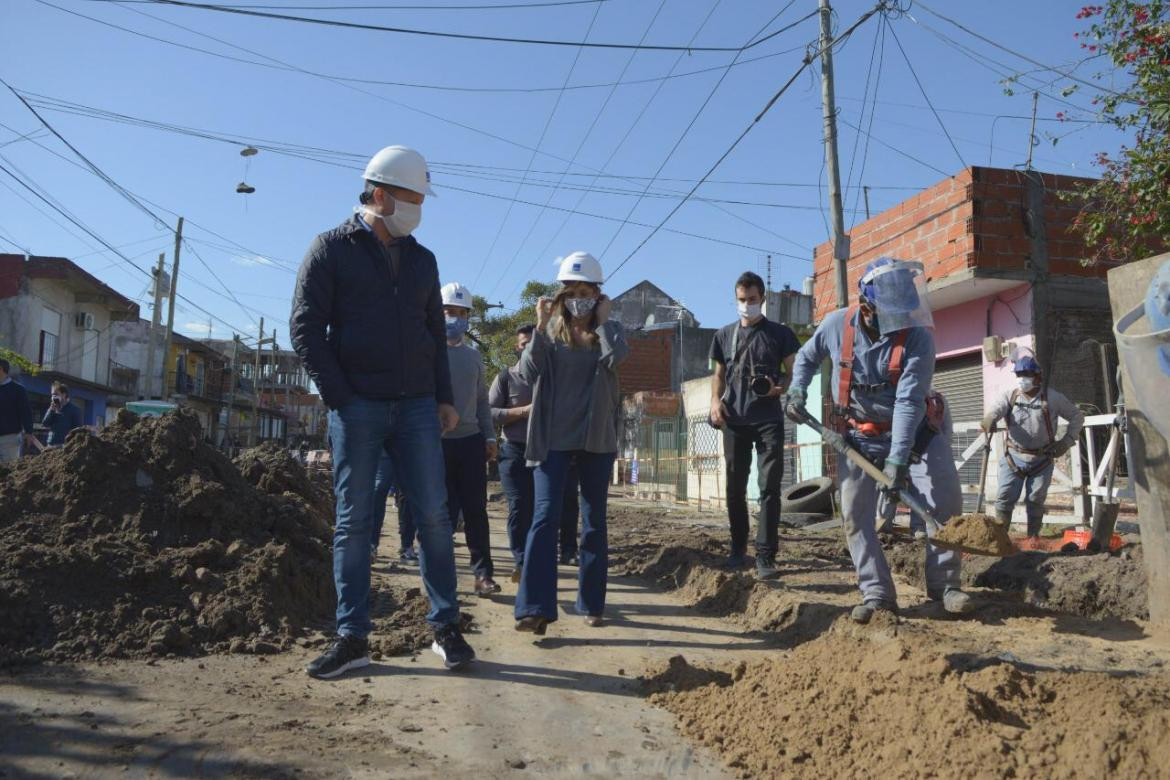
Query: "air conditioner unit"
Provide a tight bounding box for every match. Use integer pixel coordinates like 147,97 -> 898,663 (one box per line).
74,311 -> 95,330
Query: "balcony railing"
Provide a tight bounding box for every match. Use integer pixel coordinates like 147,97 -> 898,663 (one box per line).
108,361 -> 139,395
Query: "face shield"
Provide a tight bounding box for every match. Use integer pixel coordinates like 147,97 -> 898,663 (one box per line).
861,260 -> 933,336
1114,301 -> 1170,442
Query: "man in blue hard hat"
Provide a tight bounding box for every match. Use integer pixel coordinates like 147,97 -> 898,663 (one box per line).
785,258 -> 973,624
981,356 -> 1084,538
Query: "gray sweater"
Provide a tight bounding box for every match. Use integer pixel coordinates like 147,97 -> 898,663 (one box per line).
518,319 -> 629,465
444,341 -> 495,442
488,365 -> 533,444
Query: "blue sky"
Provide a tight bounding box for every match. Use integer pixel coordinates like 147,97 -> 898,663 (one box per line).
0,0 -> 1131,344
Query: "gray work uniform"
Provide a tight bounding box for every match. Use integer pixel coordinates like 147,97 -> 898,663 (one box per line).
791,307 -> 961,604
985,387 -> 1084,533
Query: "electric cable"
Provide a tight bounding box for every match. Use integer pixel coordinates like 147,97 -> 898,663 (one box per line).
885,17 -> 965,167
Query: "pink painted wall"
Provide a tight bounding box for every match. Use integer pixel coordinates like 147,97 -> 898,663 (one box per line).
931,284 -> 1034,414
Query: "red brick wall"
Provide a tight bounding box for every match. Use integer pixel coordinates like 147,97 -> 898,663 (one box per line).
620,330 -> 672,394
812,167 -> 1108,320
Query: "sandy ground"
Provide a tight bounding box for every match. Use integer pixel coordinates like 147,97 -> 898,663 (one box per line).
3,498 -> 1169,779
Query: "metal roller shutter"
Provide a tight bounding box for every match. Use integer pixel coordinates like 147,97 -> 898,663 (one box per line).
932,352 -> 985,511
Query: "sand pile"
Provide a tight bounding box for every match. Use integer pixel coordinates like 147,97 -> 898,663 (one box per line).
0,410 -> 335,665
935,512 -> 1015,556
645,621 -> 1170,779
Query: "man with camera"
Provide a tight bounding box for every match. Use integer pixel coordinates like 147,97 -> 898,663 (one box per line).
709,271 -> 801,580
42,381 -> 83,447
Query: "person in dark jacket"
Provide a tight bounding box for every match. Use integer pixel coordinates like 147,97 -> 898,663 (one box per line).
0,359 -> 35,462
291,145 -> 474,679
43,382 -> 84,447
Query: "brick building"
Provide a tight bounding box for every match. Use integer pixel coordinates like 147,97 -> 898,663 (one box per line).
808,166 -> 1133,518
812,166 -> 1119,429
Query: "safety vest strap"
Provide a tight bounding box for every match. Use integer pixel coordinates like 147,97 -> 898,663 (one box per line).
837,305 -> 911,409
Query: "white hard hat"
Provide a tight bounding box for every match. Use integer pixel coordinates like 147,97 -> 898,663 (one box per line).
440,282 -> 473,309
363,145 -> 436,196
556,251 -> 603,284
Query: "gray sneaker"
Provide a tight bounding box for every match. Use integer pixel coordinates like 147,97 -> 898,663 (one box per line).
755,555 -> 781,581
851,600 -> 898,624
942,588 -> 975,615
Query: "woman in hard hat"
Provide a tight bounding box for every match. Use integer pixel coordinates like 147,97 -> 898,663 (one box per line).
513,252 -> 629,634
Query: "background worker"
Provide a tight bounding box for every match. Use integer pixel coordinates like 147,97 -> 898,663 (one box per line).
514,252 -> 629,634
787,258 -> 974,623
982,356 -> 1084,538
291,145 -> 474,678
441,282 -> 500,597
709,271 -> 801,580
489,324 -> 535,583
371,451 -> 417,564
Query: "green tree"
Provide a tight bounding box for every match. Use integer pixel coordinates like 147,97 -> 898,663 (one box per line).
467,280 -> 558,385
1065,2 -> 1170,264
0,346 -> 38,376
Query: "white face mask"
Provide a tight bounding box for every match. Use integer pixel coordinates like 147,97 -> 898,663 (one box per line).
566,297 -> 597,319
737,301 -> 762,319
1018,376 -> 1037,393
365,199 -> 422,237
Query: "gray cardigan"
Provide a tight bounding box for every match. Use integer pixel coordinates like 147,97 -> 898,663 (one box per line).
518,319 -> 629,465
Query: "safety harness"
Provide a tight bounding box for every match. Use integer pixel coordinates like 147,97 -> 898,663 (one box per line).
834,304 -> 943,460
1003,388 -> 1056,477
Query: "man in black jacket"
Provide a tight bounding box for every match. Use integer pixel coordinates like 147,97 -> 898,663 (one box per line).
0,359 -> 35,462
291,145 -> 474,678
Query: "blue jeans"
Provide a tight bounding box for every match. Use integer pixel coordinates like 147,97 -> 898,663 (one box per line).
372,452 -> 416,552
328,396 -> 458,636
995,453 -> 1054,536
498,440 -> 534,566
515,450 -> 615,621
561,458 -> 580,558
838,430 -> 962,604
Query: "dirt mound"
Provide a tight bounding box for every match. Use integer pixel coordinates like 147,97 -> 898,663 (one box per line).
235,442 -> 333,521
935,512 -> 1015,556
884,539 -> 1149,620
648,621 -> 1170,779
0,410 -> 335,665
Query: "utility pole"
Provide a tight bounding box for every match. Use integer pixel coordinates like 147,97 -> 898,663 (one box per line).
162,216 -> 183,400
766,254 -> 773,292
224,334 -> 240,453
1025,91 -> 1040,170
250,317 -> 277,445
144,253 -> 165,399
863,186 -> 872,220
818,0 -> 850,309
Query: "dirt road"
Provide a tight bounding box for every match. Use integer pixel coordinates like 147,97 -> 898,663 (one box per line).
3,498 -> 1169,779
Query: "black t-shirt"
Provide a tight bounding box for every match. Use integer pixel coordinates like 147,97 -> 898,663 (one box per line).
709,319 -> 801,425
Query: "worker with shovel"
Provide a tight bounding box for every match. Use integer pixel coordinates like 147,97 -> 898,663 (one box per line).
981,356 -> 1084,539
786,258 -> 974,623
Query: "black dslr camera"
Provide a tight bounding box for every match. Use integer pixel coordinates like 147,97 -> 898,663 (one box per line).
749,375 -> 774,397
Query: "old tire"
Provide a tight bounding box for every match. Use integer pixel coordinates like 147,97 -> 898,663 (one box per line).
778,512 -> 831,529
782,477 -> 834,515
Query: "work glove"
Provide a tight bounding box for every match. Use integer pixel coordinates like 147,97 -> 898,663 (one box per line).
820,427 -> 846,454
1047,436 -> 1074,458
980,413 -> 998,434
880,459 -> 909,499
784,387 -> 808,424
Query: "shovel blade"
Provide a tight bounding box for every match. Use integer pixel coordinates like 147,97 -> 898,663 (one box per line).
1091,502 -> 1120,548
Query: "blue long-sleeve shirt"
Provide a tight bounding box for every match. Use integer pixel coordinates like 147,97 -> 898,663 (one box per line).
43,401 -> 84,445
790,307 -> 934,465
0,379 -> 34,436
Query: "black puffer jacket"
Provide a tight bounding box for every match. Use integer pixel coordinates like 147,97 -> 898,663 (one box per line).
290,215 -> 453,410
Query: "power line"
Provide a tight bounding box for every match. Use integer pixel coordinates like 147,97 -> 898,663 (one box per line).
885,17 -> 965,168
837,116 -> 950,176
599,0 -> 803,260
477,0 -> 669,293
471,0 -> 603,288
92,0 -> 611,8
139,0 -> 783,51
914,1 -> 1127,99
39,0 -> 804,95
605,2 -> 886,283
842,17 -> 883,218
0,161 -> 253,336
